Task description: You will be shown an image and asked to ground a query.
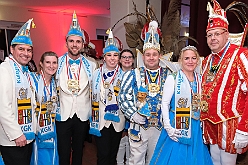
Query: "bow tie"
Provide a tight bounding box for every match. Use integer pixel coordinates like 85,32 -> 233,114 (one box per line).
69,59 -> 80,65
22,66 -> 29,73
103,71 -> 114,80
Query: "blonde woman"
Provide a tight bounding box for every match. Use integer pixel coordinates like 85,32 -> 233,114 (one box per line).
150,46 -> 213,165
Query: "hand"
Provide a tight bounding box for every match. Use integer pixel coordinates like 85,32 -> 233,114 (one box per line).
232,131 -> 248,149
14,134 -> 27,147
131,112 -> 146,124
164,119 -> 181,142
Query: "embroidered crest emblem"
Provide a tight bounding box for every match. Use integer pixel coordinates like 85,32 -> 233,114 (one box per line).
177,97 -> 188,108
19,87 -> 28,99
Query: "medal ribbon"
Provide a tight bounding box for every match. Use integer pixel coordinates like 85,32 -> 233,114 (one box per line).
66,56 -> 82,81
145,67 -> 161,85
9,56 -> 32,87
181,70 -> 200,95
209,42 -> 230,73
100,65 -> 119,86
40,70 -> 53,102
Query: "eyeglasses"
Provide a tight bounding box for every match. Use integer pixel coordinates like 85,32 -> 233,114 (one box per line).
121,56 -> 133,59
206,30 -> 227,39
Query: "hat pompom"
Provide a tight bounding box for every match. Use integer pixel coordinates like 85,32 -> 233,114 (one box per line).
149,21 -> 158,29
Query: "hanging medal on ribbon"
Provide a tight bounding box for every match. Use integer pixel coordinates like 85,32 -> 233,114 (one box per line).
66,56 -> 81,95
41,70 -> 55,113
101,66 -> 119,89
206,42 -> 230,82
146,68 -> 161,97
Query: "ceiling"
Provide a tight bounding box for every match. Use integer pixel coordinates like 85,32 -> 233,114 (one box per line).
0,0 -> 110,17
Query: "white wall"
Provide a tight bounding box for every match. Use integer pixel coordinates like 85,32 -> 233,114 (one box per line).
0,5 -> 110,65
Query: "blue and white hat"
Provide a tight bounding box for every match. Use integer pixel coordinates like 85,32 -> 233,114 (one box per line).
138,86 -> 148,93
103,29 -> 122,54
142,21 -> 160,52
11,18 -> 35,46
67,11 -> 85,41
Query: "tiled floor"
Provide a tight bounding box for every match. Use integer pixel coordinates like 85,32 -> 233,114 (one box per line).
82,137 -> 248,165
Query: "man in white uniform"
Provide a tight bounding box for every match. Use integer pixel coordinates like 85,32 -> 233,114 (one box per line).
55,11 -> 96,165
0,19 -> 36,165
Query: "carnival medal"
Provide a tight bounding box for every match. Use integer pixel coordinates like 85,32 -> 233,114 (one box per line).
148,83 -> 160,97
104,82 -> 110,89
192,93 -> 200,112
107,89 -> 113,101
206,72 -> 215,82
67,79 -> 80,95
46,101 -> 54,113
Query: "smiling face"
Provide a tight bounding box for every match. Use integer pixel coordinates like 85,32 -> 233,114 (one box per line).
119,51 -> 134,71
143,49 -> 161,70
40,54 -> 58,77
104,51 -> 119,70
179,50 -> 199,73
66,35 -> 83,59
206,28 -> 229,53
10,44 -> 33,66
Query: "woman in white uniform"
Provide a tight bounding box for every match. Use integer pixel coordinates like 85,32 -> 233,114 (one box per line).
30,51 -> 59,165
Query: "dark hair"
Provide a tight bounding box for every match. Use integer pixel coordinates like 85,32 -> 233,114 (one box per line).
119,49 -> 135,69
120,49 -> 135,58
11,44 -> 17,48
11,44 -> 33,49
39,51 -> 58,72
65,36 -> 84,43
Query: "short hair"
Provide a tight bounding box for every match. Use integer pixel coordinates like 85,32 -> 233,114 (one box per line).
120,49 -> 135,58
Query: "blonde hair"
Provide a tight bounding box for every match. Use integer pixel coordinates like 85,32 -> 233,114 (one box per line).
178,45 -> 200,66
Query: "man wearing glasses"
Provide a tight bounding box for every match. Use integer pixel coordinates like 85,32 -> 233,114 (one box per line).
201,1 -> 248,165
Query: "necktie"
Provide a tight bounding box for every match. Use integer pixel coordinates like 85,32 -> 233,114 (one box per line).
69,59 -> 80,65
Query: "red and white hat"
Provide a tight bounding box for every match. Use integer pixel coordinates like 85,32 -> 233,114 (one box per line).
206,0 -> 229,32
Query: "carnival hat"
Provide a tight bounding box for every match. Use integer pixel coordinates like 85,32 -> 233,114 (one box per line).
142,21 -> 161,52
67,11 -> 85,41
206,0 -> 229,32
103,29 -> 122,54
11,18 -> 35,46
138,86 -> 148,93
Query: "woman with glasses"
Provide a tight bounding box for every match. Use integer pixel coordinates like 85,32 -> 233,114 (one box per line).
150,46 -> 213,165
30,51 -> 59,165
119,49 -> 135,72
116,49 -> 134,165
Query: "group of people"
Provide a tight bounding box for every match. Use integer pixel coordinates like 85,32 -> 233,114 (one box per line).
0,0 -> 248,165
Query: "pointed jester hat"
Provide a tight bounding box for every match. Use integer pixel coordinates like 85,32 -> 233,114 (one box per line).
67,11 -> 86,42
11,18 -> 35,46
206,0 -> 229,32
103,29 -> 122,55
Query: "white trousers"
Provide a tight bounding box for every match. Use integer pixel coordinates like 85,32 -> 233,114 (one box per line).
210,144 -> 237,165
116,135 -> 130,165
129,127 -> 160,165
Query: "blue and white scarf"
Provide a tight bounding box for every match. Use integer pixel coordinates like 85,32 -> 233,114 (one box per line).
30,73 -> 58,148
90,64 -> 123,136
9,56 -> 35,141
174,70 -> 200,144
56,53 -> 93,121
